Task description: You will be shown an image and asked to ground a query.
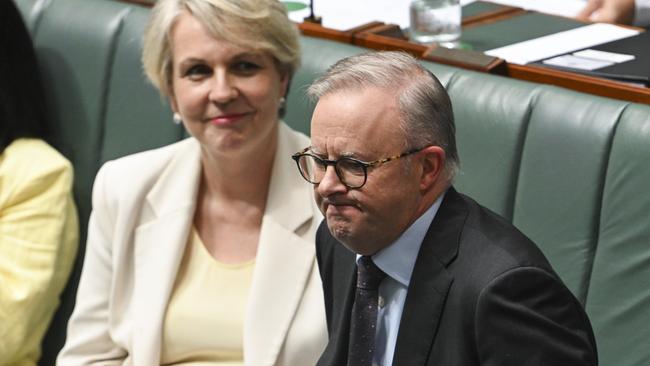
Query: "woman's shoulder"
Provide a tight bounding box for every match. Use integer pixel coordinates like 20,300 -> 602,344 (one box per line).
92,138 -> 199,205
99,138 -> 198,177
0,138 -> 73,186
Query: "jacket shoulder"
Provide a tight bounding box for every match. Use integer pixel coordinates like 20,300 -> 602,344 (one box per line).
459,192 -> 553,271
91,139 -> 198,212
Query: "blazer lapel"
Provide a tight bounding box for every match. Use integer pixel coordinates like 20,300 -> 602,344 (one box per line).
131,140 -> 202,365
392,188 -> 467,366
319,240 -> 357,366
244,124 -> 320,365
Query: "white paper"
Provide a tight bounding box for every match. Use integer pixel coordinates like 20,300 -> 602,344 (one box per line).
485,23 -> 639,65
543,54 -> 614,70
573,49 -> 636,63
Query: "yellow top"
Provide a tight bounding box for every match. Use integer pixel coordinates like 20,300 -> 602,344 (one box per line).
161,229 -> 255,366
0,138 -> 78,366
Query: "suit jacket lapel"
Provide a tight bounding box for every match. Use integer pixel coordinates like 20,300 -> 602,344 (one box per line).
393,188 -> 467,366
244,124 -> 320,365
132,140 -> 202,365
321,241 -> 357,366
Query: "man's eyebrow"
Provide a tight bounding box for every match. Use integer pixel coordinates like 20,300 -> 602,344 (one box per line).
308,147 -> 363,159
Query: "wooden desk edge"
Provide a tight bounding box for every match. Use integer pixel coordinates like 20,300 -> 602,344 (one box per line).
112,0 -> 649,104
508,64 -> 650,104
352,30 -> 428,57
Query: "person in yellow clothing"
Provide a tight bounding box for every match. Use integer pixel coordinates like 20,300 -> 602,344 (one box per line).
0,1 -> 79,365
0,140 -> 79,366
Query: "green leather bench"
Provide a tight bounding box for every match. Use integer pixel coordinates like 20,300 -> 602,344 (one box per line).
19,0 -> 650,365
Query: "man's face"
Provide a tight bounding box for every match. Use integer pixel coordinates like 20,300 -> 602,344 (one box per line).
310,87 -> 424,255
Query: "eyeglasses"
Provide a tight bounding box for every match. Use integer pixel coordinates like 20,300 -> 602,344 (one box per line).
292,146 -> 424,189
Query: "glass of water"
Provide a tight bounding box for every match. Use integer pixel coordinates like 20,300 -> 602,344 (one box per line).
409,0 -> 461,47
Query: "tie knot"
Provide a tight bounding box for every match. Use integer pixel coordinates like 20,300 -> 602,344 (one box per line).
356,256 -> 385,290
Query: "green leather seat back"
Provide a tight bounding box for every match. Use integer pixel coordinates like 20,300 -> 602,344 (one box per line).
512,87 -> 625,302
587,103 -> 650,366
100,4 -> 184,163
284,36 -> 367,136
31,0 -> 130,362
447,72 -> 537,220
34,0 -> 129,231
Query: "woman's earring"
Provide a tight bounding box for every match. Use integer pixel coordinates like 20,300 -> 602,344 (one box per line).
173,113 -> 182,125
279,97 -> 286,109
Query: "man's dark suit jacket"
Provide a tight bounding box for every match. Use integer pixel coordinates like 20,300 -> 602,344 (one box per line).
316,187 -> 597,366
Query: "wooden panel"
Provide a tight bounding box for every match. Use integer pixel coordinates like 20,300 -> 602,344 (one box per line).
298,21 -> 386,44
508,64 -> 650,104
298,21 -> 353,43
424,47 -> 507,74
350,24 -> 426,56
355,23 -> 506,74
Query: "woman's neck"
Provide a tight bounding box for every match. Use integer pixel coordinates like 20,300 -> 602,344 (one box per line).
198,131 -> 277,206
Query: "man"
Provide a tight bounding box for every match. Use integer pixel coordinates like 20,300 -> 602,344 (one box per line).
292,52 -> 598,365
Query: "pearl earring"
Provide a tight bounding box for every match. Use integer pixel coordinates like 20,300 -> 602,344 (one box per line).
173,113 -> 182,125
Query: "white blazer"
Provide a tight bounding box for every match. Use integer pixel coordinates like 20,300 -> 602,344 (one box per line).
58,123 -> 327,366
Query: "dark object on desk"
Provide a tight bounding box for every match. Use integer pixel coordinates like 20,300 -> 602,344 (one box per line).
303,0 -> 322,24
424,46 -> 507,74
536,31 -> 650,87
350,22 -> 506,74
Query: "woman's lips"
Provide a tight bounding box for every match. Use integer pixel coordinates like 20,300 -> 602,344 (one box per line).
209,112 -> 249,126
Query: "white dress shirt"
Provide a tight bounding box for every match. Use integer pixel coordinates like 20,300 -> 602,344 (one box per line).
356,193 -> 445,366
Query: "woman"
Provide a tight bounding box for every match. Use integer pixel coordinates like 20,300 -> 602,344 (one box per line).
0,1 -> 79,365
57,0 -> 327,365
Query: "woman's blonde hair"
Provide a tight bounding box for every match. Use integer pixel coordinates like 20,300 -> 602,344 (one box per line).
142,0 -> 301,97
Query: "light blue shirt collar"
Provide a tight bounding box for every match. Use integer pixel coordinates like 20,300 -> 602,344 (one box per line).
356,192 -> 445,286
355,192 -> 445,366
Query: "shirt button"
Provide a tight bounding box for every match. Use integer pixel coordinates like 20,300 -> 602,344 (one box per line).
378,296 -> 385,308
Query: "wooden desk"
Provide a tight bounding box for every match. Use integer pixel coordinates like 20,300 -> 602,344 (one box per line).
295,7 -> 649,104
117,0 -> 649,104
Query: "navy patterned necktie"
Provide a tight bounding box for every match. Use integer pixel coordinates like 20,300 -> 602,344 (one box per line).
348,256 -> 386,366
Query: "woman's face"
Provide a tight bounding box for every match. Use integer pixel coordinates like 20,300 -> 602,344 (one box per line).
168,12 -> 288,157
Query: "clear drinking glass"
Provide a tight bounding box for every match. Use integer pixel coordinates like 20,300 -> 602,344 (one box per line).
409,0 -> 461,47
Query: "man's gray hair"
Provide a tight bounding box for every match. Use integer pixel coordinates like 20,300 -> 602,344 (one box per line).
307,51 -> 459,179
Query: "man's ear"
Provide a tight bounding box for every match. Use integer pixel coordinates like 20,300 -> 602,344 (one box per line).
418,146 -> 446,191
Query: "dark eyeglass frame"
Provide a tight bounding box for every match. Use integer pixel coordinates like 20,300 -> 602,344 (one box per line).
291,146 -> 425,189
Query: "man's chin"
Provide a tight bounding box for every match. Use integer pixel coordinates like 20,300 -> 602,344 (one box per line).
326,222 -> 368,254
327,220 -> 350,240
